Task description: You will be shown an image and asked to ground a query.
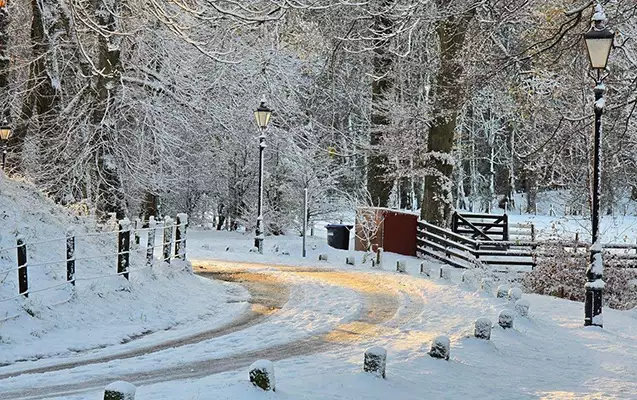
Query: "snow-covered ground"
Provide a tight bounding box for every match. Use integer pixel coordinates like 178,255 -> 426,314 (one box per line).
0,224 -> 636,399
0,177 -> 244,366
3,179 -> 637,400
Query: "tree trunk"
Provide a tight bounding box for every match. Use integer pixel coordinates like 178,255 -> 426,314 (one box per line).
505,123 -> 516,208
421,7 -> 476,226
0,2 -> 9,122
13,0 -> 64,174
93,0 -> 125,218
142,192 -> 159,221
525,168 -> 538,214
367,2 -> 393,207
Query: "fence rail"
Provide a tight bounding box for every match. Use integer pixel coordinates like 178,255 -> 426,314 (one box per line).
418,218 -> 637,271
0,214 -> 188,303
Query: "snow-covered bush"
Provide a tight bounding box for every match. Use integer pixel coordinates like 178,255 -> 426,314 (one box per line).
498,309 -> 514,329
104,381 -> 136,400
508,287 -> 523,302
515,299 -> 530,317
420,263 -> 431,277
429,336 -> 450,360
439,266 -> 451,280
524,248 -> 637,310
396,260 -> 406,273
346,256 -> 356,265
363,347 -> 387,378
496,285 -> 509,298
249,360 -> 276,391
474,318 -> 492,340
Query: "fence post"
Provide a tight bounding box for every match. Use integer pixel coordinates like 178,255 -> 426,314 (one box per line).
66,228 -> 76,286
17,237 -> 28,298
118,218 -> 131,280
530,224 -> 536,242
163,216 -> 173,264
574,232 -> 580,254
133,218 -> 141,250
146,216 -> 156,266
503,213 -> 509,241
175,213 -> 188,260
302,188 -> 308,258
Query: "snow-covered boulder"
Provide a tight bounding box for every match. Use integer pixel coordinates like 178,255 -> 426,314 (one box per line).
429,336 -> 450,360
249,360 -> 276,391
439,266 -> 451,280
481,278 -> 494,294
420,263 -> 431,277
363,347 -> 387,378
396,260 -> 406,273
104,381 -> 136,400
346,256 -> 356,265
508,287 -> 523,302
318,254 -> 328,261
515,299 -> 530,317
474,318 -> 492,340
498,309 -> 514,329
496,284 -> 510,298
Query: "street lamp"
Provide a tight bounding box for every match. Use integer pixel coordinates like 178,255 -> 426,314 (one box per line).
0,118 -> 11,171
583,3 -> 614,328
254,99 -> 273,254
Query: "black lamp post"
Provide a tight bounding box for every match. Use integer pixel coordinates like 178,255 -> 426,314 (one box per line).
583,3 -> 614,328
254,99 -> 273,254
0,118 -> 11,171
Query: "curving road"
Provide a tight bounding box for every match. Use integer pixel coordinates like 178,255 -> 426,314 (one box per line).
0,261 -> 426,400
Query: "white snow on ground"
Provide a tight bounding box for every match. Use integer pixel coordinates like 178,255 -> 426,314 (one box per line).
1,227 -> 637,399
5,185 -> 637,400
0,177 -> 244,366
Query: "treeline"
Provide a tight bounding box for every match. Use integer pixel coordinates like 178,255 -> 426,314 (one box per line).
0,1 -> 635,232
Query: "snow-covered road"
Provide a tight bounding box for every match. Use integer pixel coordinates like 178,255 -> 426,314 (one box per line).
1,260 -> 426,399
4,255 -> 637,400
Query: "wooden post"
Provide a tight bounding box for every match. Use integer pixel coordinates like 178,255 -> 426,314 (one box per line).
503,213 -> 509,241
146,216 -> 156,266
574,232 -> 580,254
17,237 -> 28,297
118,219 -> 131,280
133,218 -> 141,250
530,224 -> 536,242
175,213 -> 188,260
163,216 -> 173,264
66,228 -> 76,286
302,188 -> 308,258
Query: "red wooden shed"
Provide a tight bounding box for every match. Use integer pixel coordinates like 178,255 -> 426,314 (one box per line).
354,207 -> 418,256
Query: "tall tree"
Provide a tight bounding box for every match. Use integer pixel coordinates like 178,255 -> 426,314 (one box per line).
421,1 -> 476,226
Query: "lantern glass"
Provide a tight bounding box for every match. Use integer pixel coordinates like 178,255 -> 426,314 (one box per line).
584,33 -> 614,69
0,124 -> 11,141
254,102 -> 272,129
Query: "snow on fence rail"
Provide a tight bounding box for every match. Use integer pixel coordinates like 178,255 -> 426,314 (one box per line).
417,219 -> 637,271
0,214 -> 188,303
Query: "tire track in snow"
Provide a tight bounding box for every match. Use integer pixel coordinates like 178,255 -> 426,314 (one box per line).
1,263 -> 425,400
0,270 -> 289,380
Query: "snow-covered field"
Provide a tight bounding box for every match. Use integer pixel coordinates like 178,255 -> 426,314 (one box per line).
3,178 -> 637,399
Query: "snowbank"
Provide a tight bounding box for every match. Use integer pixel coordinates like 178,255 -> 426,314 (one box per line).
0,177 -> 243,365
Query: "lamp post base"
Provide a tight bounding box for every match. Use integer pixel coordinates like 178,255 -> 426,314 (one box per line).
584,286 -> 603,327
254,237 -> 263,254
